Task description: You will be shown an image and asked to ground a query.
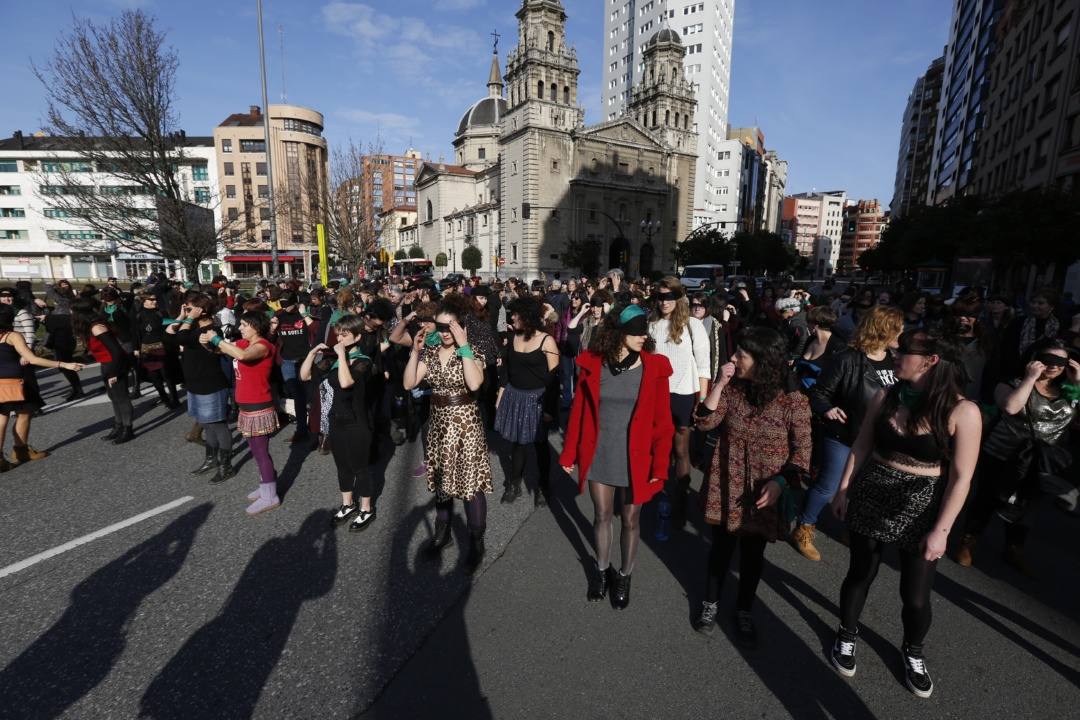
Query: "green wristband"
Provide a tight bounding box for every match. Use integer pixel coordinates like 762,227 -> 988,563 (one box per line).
162,318 -> 180,326
181,318 -> 194,325
209,335 -> 223,347
456,343 -> 475,359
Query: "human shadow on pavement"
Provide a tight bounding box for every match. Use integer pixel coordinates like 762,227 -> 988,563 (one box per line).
43,400 -> 186,453
139,510 -> 337,720
0,503 -> 212,720
546,467 -> 600,590
357,499 -> 491,719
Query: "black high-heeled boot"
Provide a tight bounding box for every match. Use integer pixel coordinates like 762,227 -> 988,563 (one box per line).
113,426 -> 135,445
466,529 -> 486,573
102,422 -> 120,441
611,570 -> 632,609
425,519 -> 452,555
211,449 -> 235,484
587,563 -> 609,602
191,446 -> 218,476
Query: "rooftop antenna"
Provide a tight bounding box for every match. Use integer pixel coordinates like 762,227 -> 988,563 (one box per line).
278,25 -> 288,102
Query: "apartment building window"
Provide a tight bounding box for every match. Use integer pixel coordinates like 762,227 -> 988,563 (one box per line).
260,207 -> 271,220
224,162 -> 234,176
1,230 -> 28,240
222,139 -> 232,153
228,207 -> 239,221
226,185 -> 236,198
256,162 -> 267,176
0,162 -> 17,173
192,163 -> 209,181
1043,73 -> 1061,114
194,188 -> 211,204
1032,132 -> 1051,169
0,186 -> 19,196
478,147 -> 486,160
0,208 -> 25,218
46,230 -> 100,240
1054,16 -> 1072,56
240,139 -> 266,153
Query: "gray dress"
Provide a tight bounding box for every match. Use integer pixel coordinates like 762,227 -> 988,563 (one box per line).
588,363 -> 643,487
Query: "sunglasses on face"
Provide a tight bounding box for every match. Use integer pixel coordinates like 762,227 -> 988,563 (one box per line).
656,293 -> 679,302
1037,354 -> 1068,368
435,322 -> 452,333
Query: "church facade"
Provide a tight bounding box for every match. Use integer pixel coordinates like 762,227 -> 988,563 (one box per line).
417,0 -> 697,280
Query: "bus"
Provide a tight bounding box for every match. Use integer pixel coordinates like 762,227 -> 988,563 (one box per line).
389,259 -> 434,282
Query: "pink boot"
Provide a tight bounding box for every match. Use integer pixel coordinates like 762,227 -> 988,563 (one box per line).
246,483 -> 280,515
413,463 -> 428,478
247,487 -> 261,500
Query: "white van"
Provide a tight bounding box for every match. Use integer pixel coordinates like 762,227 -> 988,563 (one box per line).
680,264 -> 725,290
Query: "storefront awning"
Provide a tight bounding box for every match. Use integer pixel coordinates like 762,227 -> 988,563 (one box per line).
224,255 -> 298,263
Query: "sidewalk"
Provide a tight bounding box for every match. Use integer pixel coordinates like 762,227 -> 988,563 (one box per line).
361,475 -> 1080,719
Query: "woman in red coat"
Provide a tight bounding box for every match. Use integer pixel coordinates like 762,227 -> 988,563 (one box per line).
560,304 -> 673,609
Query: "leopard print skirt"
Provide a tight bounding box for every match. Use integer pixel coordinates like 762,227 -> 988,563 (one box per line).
426,401 -> 493,501
846,460 -> 942,550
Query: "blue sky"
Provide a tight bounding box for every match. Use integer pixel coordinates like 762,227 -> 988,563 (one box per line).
4,0 -> 952,209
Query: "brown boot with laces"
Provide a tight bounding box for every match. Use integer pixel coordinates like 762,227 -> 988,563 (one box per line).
791,523 -> 822,561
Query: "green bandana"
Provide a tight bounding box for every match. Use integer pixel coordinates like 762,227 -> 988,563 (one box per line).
1062,383 -> 1080,403
424,330 -> 442,347
331,348 -> 370,370
898,384 -> 923,409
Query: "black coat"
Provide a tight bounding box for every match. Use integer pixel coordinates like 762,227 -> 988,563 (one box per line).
809,348 -> 895,446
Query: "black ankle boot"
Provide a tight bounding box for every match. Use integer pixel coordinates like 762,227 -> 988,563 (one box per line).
466,530 -> 486,573
113,426 -> 135,445
587,563 -> 609,601
191,447 -> 218,476
211,449 -> 235,484
102,423 -> 120,441
501,482 -> 521,504
535,479 -> 549,508
425,519 -> 452,555
611,570 -> 632,609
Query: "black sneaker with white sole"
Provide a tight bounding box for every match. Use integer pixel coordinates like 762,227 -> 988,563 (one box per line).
331,503 -> 358,526
830,627 -> 858,677
693,601 -> 718,635
902,644 -> 934,698
349,509 -> 376,532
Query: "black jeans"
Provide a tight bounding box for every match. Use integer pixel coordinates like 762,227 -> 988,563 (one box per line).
705,526 -> 767,611
46,314 -> 81,393
103,366 -> 134,427
330,421 -> 373,497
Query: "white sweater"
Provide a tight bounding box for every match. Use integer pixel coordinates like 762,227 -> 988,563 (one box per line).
649,316 -> 711,396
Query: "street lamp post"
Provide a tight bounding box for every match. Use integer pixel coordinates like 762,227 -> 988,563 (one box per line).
256,0 -> 279,278
639,218 -> 660,277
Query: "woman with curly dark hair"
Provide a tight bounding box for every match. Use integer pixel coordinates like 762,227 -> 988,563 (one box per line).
692,326 -> 812,644
72,300 -> 136,444
560,304 -> 674,608
830,330 -> 981,698
494,296 -> 560,505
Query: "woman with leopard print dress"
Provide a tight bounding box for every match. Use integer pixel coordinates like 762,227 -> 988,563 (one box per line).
404,296 -> 493,573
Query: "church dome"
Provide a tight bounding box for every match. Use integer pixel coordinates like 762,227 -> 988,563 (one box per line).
457,96 -> 509,136
647,28 -> 683,47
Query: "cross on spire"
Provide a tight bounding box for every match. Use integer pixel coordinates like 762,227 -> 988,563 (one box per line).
491,29 -> 500,54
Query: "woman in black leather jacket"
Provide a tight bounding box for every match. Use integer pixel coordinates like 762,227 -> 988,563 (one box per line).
789,305 -> 904,561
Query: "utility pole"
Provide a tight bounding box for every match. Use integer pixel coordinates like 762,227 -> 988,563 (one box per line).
257,0 -> 279,277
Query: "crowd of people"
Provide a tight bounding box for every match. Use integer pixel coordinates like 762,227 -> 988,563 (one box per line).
7,268 -> 1080,700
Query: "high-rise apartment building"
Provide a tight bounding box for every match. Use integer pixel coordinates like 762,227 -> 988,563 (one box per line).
839,199 -> 887,273
892,55 -> 945,219
761,150 -> 788,234
971,0 -> 1080,197
781,190 -> 847,277
601,0 -> 736,228
362,150 -> 421,251
213,104 -> 329,278
928,0 -> 1004,205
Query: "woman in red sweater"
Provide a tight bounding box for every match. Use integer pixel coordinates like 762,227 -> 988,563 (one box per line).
71,300 -> 135,444
201,311 -> 280,515
560,304 -> 673,609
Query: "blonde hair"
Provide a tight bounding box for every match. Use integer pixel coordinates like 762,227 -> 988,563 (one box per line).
851,305 -> 904,355
649,276 -> 690,344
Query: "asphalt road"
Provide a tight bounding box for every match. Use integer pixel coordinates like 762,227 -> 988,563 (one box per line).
1,366 -> 1078,719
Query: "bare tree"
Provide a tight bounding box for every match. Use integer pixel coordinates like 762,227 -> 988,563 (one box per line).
325,137 -> 383,276
33,10 -> 243,280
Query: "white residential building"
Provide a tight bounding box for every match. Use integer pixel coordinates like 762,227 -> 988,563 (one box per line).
601,0 -> 735,229
0,132 -> 221,281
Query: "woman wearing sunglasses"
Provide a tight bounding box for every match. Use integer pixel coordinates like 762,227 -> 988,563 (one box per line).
830,330 -> 981,698
955,338 -> 1078,574
648,277 -> 711,531
404,295 -> 492,573
560,305 -> 674,608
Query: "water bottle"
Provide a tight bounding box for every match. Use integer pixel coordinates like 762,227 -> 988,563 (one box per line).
655,491 -> 672,542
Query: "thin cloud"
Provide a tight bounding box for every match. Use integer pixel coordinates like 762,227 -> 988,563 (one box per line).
433,0 -> 485,10
337,109 -> 421,130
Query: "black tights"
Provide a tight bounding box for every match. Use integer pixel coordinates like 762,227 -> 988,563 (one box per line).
589,482 -> 642,574
705,527 -> 767,611
146,367 -> 178,405
509,439 -> 551,489
839,531 -> 937,647
103,369 -> 133,427
202,420 -> 232,453
436,494 -> 487,534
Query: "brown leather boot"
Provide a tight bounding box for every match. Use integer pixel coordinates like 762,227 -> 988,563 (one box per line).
791,523 -> 822,561
953,534 -> 977,567
185,422 -> 204,445
11,445 -> 48,465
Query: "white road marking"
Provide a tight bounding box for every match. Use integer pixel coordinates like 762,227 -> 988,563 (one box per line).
0,496 -> 195,579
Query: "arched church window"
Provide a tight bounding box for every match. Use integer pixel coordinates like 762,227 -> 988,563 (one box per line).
563,86 -> 570,104
426,199 -> 433,222
674,112 -> 680,128
537,80 -> 544,99
550,83 -> 557,102
665,110 -> 670,126
684,115 -> 689,130
547,31 -> 555,52
651,110 -> 657,126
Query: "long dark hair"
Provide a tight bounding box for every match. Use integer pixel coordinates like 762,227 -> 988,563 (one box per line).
731,326 -> 788,409
1024,337 -> 1071,390
71,299 -> 106,341
880,330 -> 966,458
507,296 -> 545,340
588,303 -> 656,366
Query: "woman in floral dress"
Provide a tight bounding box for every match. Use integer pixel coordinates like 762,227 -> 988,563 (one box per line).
692,326 -> 812,644
404,295 -> 493,572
